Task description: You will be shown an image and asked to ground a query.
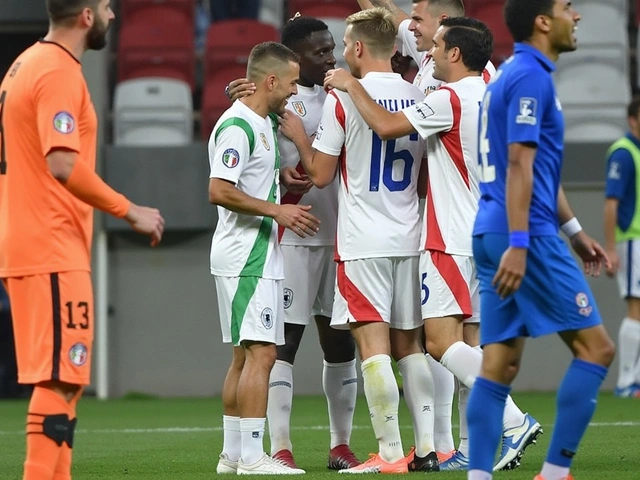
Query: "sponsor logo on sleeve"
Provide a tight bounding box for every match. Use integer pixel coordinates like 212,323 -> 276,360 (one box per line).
414,102 -> 435,120
516,98 -> 537,125
222,148 -> 240,168
53,111 -> 75,134
608,161 -> 621,180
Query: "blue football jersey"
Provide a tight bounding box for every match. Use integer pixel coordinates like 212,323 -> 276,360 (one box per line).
474,43 -> 564,237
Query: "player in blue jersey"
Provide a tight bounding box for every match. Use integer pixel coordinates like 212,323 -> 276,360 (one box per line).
604,97 -> 640,398
467,1 -> 616,480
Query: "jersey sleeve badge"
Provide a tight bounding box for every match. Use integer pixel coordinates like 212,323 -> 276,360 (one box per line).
222,148 -> 240,168
53,111 -> 75,134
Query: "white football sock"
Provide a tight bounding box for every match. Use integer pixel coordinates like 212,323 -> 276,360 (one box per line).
222,415 -> 241,461
398,353 -> 436,457
240,417 -> 266,465
266,360 -> 293,454
540,461 -> 570,480
323,359 -> 358,448
426,353 -> 455,453
361,354 -> 404,462
617,317 -> 640,388
457,384 -> 470,457
441,342 -> 525,431
468,469 -> 492,480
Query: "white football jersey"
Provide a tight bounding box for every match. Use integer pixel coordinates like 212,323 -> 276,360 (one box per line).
279,84 -> 338,246
397,19 -> 496,97
313,72 -> 426,261
402,76 -> 487,256
208,101 -> 283,279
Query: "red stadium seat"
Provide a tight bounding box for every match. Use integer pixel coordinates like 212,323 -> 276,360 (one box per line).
118,18 -> 196,90
120,0 -> 195,27
201,65 -> 249,139
466,1 -> 513,66
204,19 -> 279,80
288,0 -> 357,19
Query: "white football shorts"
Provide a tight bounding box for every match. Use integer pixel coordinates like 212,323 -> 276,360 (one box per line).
332,256 -> 423,331
616,240 -> 640,299
420,250 -> 480,323
282,245 -> 335,325
214,276 -> 285,346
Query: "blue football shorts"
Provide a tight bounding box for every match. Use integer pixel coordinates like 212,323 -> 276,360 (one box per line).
473,233 -> 602,345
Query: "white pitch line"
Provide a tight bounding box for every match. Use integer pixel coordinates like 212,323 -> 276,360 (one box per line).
0,422 -> 638,437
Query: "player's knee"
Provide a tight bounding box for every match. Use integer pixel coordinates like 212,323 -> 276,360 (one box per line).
42,414 -> 76,448
321,331 -> 356,363
424,338 -> 445,362
481,356 -> 520,384
593,337 -> 616,368
39,380 -> 81,403
276,342 -> 299,364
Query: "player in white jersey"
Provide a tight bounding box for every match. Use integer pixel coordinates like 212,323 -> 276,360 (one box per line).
281,8 -> 438,474
324,17 -> 542,472
209,42 -> 320,476
356,0 -> 496,462
226,16 -> 361,470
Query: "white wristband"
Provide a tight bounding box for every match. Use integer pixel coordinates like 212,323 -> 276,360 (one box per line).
561,217 -> 582,238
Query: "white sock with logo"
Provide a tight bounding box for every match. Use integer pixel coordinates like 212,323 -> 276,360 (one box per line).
240,418 -> 266,466
222,415 -> 241,461
426,353 -> 455,454
361,354 -> 404,463
266,360 -> 294,455
323,359 -> 358,449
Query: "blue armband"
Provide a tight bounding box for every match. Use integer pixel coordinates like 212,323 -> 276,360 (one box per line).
509,230 -> 530,249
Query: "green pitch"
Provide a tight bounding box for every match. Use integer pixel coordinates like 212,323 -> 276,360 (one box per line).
0,392 -> 638,479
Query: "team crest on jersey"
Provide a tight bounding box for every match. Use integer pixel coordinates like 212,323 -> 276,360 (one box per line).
283,288 -> 293,309
222,148 -> 240,168
516,98 -> 537,126
53,111 -> 75,134
291,101 -> 307,117
575,293 -> 592,317
261,307 -> 274,329
260,133 -> 270,151
69,343 -> 88,366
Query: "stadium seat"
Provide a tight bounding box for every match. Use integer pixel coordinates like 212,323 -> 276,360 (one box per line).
564,107 -> 627,143
289,0 -> 357,19
556,55 -> 630,108
118,18 -> 195,90
259,0 -> 285,28
465,1 -> 513,65
204,19 -> 279,81
119,0 -> 195,28
574,1 -> 627,49
113,78 -> 193,146
201,64 -> 248,140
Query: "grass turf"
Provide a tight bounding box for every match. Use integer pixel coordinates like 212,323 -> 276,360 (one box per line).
0,392 -> 638,479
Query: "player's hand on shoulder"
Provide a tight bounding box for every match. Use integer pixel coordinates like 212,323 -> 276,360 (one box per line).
323,68 -> 355,92
124,203 -> 165,247
279,110 -> 306,144
274,204 -> 320,238
228,78 -> 255,102
570,231 -> 611,277
280,166 -> 313,195
492,247 -> 527,298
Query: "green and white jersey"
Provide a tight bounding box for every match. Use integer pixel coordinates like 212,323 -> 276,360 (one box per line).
208,101 -> 283,279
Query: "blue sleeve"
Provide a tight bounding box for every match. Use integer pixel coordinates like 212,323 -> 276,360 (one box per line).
605,148 -> 634,200
506,69 -> 551,146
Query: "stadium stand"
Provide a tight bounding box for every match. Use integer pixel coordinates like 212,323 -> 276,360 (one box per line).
113,77 -> 194,146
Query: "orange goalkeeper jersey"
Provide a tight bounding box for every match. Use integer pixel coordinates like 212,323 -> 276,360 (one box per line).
0,40 -> 98,277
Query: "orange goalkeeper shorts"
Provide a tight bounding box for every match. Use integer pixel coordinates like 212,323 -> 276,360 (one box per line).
3,271 -> 94,386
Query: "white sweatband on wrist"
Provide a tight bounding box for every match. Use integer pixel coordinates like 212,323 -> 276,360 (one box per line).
561,217 -> 582,238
